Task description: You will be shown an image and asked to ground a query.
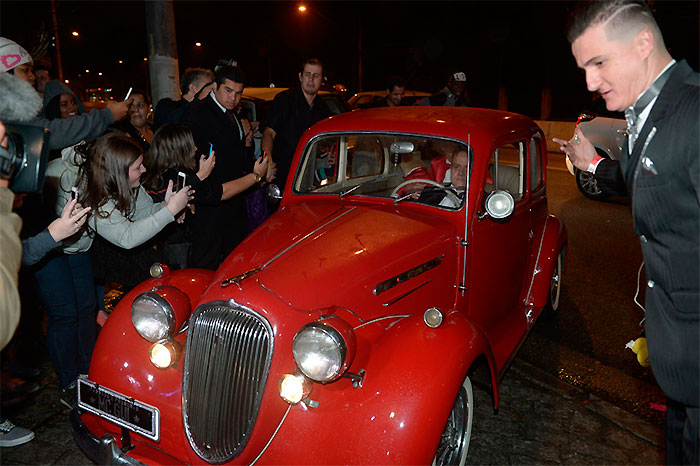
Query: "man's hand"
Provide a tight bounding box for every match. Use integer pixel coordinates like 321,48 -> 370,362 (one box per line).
106,96 -> 134,122
48,198 -> 91,242
552,127 -> 597,171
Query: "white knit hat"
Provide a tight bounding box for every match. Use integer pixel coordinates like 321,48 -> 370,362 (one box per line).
0,37 -> 32,72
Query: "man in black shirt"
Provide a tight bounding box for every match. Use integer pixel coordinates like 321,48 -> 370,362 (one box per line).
367,76 -> 406,108
261,58 -> 332,195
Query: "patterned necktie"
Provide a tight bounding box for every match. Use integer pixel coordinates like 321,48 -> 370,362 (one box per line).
624,62 -> 676,153
624,107 -> 638,150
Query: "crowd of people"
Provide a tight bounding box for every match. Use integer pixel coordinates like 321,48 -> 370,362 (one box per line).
1,0 -> 698,461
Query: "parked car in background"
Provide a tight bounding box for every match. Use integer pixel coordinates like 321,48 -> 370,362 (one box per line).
569,114 -> 627,200
71,106 -> 567,465
238,86 -> 350,156
348,90 -> 431,109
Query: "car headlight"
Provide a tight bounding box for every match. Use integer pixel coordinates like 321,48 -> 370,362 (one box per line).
131,291 -> 176,343
292,317 -> 356,383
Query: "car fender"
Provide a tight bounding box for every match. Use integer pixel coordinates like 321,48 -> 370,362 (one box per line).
258,311 -> 495,464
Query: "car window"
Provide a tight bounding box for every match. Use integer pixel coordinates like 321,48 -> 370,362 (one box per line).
529,137 -> 542,191
239,100 -> 256,122
484,141 -> 525,201
294,133 -> 471,210
347,135 -> 385,179
321,95 -> 350,114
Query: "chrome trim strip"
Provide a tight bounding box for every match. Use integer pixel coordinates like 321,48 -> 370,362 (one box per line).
382,280 -> 431,306
373,255 -> 443,296
249,405 -> 292,466
525,219 -> 548,310
353,314 -> 411,330
262,207 -> 356,269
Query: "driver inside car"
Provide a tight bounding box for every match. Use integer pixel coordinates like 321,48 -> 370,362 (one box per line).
417,148 -> 468,208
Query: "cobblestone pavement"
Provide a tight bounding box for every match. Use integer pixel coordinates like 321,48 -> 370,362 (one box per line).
1,359 -> 663,465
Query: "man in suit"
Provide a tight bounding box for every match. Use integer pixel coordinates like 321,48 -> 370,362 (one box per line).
181,65 -> 266,270
553,1 -> 698,463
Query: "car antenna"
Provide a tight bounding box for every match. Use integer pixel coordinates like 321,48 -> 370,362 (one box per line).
459,132 -> 471,297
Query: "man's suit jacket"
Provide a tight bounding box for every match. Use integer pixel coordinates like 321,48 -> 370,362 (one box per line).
180,95 -> 253,266
596,60 -> 699,407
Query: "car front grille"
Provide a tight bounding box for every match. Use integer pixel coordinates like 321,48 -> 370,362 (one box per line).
183,301 -> 273,463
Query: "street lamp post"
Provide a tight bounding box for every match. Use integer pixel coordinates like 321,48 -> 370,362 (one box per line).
50,0 -> 64,82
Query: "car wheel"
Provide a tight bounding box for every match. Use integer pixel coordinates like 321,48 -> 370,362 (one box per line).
574,149 -> 611,201
432,375 -> 473,466
544,248 -> 564,316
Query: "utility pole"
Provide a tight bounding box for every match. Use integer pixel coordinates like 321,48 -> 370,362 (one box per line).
145,0 -> 179,105
50,0 -> 64,82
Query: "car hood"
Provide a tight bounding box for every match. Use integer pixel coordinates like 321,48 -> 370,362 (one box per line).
216,200 -> 459,321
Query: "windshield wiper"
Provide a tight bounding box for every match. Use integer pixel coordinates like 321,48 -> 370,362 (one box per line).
339,176 -> 383,199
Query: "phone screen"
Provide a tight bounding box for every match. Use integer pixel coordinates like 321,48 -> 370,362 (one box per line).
177,172 -> 186,191
124,87 -> 133,100
71,186 -> 79,200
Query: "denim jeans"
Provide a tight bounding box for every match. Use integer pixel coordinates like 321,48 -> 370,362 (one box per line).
34,251 -> 96,389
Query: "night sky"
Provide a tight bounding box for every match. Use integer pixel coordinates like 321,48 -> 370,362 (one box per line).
2,0 -> 698,119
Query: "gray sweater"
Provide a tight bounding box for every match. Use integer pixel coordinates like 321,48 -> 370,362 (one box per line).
45,146 -> 174,254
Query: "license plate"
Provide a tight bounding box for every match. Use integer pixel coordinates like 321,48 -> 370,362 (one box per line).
77,378 -> 160,441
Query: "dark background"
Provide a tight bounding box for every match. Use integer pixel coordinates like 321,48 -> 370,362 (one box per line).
2,0 -> 698,119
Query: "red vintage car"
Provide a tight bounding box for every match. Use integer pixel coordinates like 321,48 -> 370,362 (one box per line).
71,106 -> 567,465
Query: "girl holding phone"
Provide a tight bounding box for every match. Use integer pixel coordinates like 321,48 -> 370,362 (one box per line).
39,132 -> 191,408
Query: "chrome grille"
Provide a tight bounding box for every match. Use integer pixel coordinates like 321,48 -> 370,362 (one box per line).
183,301 -> 273,463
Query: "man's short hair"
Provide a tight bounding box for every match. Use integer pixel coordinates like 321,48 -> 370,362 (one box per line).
566,0 -> 661,44
300,58 -> 324,76
214,64 -> 246,87
386,75 -> 406,92
180,67 -> 213,95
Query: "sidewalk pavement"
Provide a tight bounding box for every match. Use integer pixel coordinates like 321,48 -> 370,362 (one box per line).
1,358 -> 663,465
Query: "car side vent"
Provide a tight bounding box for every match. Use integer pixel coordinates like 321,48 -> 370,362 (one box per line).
183,301 -> 273,462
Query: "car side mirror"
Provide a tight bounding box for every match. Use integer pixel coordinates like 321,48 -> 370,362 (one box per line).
480,190 -> 514,220
266,183 -> 282,203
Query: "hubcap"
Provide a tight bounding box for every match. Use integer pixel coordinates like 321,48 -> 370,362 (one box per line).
578,171 -> 602,196
433,377 -> 472,466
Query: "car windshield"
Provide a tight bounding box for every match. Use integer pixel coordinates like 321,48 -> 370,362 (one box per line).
293,133 -> 471,210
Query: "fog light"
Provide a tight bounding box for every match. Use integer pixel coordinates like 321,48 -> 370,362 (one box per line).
149,341 -> 180,368
279,372 -> 312,404
423,307 -> 443,328
149,263 -> 170,279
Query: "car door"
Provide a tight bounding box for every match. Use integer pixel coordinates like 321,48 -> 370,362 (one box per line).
467,137 -> 532,369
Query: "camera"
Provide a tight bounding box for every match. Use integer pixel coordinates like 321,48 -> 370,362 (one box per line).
0,122 -> 50,193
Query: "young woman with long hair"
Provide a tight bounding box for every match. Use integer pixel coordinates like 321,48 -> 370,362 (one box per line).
40,131 -> 190,408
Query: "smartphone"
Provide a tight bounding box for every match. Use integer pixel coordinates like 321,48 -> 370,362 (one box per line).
207,142 -> 213,159
124,87 -> 133,100
71,186 -> 79,201
257,149 -> 266,161
176,171 -> 186,192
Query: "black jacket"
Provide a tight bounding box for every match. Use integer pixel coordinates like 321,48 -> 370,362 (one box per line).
596,60 -> 699,407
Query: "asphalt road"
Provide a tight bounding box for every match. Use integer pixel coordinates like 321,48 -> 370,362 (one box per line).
522,156 -> 665,426
1,156 -> 666,464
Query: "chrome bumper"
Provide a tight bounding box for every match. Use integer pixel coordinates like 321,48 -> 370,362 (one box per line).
70,409 -> 145,466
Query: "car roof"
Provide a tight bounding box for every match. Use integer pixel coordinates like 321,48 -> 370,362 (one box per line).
307,106 -> 539,152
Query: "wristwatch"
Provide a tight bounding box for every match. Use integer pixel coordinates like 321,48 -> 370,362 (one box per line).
253,173 -> 262,184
